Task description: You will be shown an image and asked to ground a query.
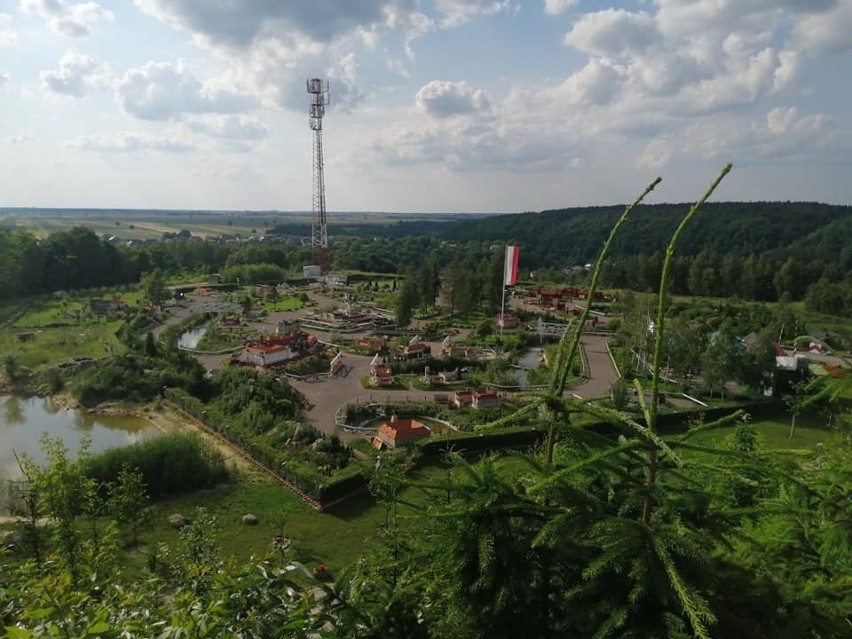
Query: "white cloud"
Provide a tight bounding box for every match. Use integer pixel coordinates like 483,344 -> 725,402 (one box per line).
5,134 -> 34,144
764,106 -> 829,136
415,80 -> 491,117
134,0 -> 409,46
654,0 -> 835,38
19,0 -> 113,37
184,114 -> 269,141
637,137 -> 674,169
433,0 -> 516,27
772,50 -> 801,92
564,9 -> 658,58
132,2 -> 438,113
0,72 -> 10,89
66,133 -> 196,153
792,1 -> 852,55
543,0 -> 578,16
0,13 -> 18,45
40,50 -> 110,97
116,61 -> 256,120
550,58 -> 625,106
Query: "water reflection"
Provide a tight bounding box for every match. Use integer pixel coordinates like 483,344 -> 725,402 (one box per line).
3,396 -> 25,426
178,326 -> 208,350
0,396 -> 160,480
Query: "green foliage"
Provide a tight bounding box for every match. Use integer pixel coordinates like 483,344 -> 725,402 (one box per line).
86,432 -> 228,499
220,262 -> 288,285
106,465 -> 151,544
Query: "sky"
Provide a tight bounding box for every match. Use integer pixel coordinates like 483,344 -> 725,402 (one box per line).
1,0 -> 852,214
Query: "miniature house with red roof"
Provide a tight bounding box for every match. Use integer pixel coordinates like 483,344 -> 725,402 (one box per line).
372,415 -> 431,449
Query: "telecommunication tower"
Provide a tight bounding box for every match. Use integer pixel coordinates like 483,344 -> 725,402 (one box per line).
307,78 -> 330,270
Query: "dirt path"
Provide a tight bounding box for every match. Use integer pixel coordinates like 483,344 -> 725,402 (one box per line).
142,407 -> 259,476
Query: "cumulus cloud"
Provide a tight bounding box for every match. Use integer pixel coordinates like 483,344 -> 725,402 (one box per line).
564,9 -> 658,57
19,0 -> 113,37
5,134 -> 34,144
792,1 -> 852,54
66,133 -> 195,153
184,114 -> 269,141
543,0 -> 578,16
134,0 -> 403,46
0,72 -> 10,89
328,52 -> 365,112
1,13 -> 18,45
116,61 -> 255,120
549,58 -> 625,106
40,50 -> 110,97
415,80 -> 491,118
654,0 -> 835,38
433,0 -> 516,27
765,106 -> 829,136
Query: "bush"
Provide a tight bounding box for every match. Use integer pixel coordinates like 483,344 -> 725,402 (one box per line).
86,432 -> 228,499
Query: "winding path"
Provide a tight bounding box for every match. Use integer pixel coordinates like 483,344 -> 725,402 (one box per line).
166,292 -> 618,437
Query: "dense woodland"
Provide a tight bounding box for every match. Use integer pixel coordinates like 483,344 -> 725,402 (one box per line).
2,201 -> 851,318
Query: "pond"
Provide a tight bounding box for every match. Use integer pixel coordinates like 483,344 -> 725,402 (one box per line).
0,395 -> 161,481
512,348 -> 545,386
178,326 -> 208,350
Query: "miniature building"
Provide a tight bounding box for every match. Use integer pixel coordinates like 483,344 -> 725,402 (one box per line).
398,342 -> 431,360
359,336 -> 388,351
371,365 -> 394,386
452,390 -> 502,409
89,299 -> 126,316
370,353 -> 394,386
372,416 -> 430,449
496,313 -> 521,328
438,368 -> 467,384
303,265 -> 322,278
237,332 -> 312,368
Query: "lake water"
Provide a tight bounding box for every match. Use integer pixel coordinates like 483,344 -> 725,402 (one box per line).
513,349 -> 545,386
0,395 -> 161,480
178,326 -> 207,350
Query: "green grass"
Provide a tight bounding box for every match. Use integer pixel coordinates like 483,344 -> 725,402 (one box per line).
11,300 -> 89,328
260,296 -> 308,313
140,462 -> 452,572
681,414 -> 843,452
141,477 -> 384,571
0,320 -> 126,368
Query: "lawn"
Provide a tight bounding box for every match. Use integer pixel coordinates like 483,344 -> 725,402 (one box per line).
681,413 -> 843,452
260,296 -> 310,313
139,461 -> 450,573
141,476 -> 383,572
0,320 -> 126,368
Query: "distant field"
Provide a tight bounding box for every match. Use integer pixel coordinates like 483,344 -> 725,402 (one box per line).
5,214 -> 274,240
0,208 -> 480,241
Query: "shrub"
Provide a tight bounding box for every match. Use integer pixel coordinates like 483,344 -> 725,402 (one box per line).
86,432 -> 228,499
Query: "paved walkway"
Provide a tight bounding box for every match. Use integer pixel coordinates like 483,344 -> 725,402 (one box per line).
571,335 -> 618,398
162,292 -> 619,437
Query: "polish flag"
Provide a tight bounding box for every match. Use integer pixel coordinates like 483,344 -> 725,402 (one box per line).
504,245 -> 520,287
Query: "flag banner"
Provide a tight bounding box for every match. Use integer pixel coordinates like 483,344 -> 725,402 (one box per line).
504,245 -> 520,287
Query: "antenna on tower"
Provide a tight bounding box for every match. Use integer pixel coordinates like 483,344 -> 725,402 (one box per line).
307,78 -> 330,272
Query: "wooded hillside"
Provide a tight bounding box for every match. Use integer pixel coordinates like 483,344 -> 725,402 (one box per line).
442,202 -> 852,269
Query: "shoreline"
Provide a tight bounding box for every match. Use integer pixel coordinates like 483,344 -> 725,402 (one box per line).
6,391 -> 258,476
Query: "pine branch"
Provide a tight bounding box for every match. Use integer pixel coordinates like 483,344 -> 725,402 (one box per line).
651,537 -> 717,639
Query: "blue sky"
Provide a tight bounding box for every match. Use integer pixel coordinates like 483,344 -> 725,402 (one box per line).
2,0 -> 852,213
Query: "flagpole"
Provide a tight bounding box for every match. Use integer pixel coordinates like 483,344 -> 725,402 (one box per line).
500,280 -> 507,340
